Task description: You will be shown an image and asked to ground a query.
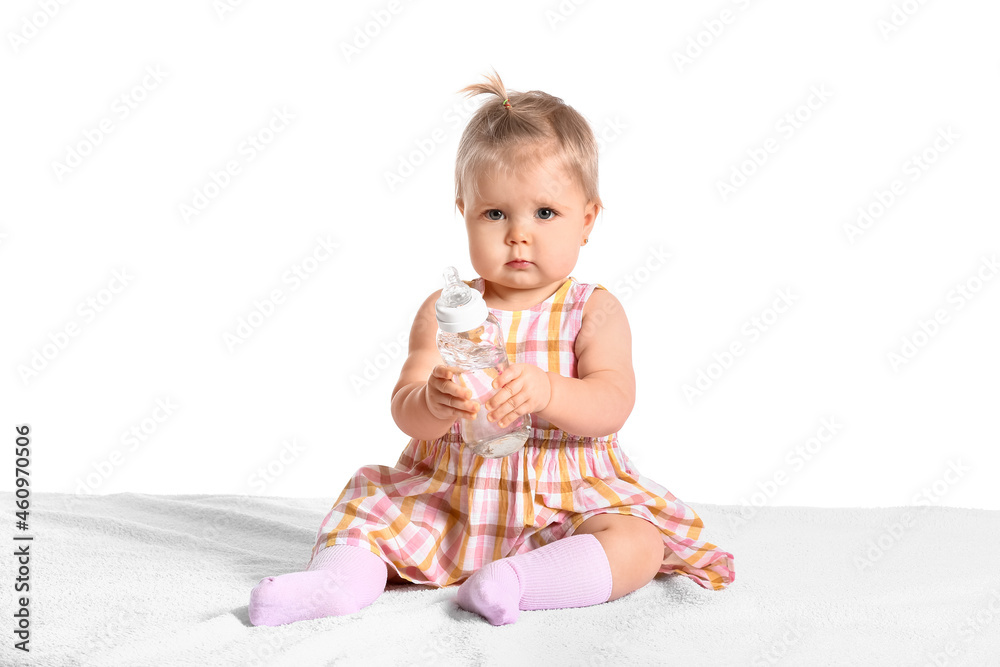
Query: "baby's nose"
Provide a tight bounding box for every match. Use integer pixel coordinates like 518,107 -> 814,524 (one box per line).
506,223 -> 530,243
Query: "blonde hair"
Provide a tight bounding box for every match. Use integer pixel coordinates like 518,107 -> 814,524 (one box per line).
454,68 -> 603,215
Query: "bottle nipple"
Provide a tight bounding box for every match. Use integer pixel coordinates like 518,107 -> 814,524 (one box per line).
441,266 -> 473,308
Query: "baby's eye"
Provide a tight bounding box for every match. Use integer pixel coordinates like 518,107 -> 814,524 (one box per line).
485,209 -> 504,221
537,208 -> 556,220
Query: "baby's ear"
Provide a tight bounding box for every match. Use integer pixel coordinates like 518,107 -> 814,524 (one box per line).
456,199 -> 465,216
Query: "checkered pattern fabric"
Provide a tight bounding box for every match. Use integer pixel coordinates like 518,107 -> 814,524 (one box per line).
309,277 -> 735,591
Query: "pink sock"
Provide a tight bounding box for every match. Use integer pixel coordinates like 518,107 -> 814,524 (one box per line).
455,533 -> 613,626
248,545 -> 387,626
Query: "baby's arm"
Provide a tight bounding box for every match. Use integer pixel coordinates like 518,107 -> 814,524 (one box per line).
537,289 -> 636,437
391,289 -> 479,441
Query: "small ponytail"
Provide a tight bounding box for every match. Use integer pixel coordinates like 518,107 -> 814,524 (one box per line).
457,67 -> 511,110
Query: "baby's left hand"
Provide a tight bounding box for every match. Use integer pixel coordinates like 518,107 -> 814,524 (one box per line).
485,363 -> 551,428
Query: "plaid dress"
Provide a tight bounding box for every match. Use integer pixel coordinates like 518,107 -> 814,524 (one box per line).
309,277 -> 735,591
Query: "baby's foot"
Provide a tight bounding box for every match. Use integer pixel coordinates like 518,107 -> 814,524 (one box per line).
249,545 -> 387,627
455,559 -> 522,626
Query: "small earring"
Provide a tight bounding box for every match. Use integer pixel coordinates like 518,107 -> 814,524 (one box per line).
582,238 -> 589,245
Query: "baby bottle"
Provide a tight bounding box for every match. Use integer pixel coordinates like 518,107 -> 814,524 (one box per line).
435,266 -> 531,458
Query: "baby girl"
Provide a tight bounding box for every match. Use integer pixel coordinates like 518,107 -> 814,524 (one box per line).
249,69 -> 735,627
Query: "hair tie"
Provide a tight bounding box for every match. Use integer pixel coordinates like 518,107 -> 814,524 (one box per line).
502,98 -> 511,109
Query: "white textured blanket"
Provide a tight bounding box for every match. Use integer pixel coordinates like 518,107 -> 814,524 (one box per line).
3,493 -> 998,666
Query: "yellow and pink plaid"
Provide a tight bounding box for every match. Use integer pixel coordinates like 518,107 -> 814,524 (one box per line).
310,277 -> 735,591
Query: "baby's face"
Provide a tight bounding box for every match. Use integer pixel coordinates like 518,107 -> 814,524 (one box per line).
458,155 -> 597,298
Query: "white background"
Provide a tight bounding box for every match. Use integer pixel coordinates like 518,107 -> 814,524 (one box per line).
2,0 -> 997,510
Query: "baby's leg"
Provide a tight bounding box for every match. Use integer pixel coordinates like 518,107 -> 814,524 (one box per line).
456,533 -> 612,626
249,545 -> 387,626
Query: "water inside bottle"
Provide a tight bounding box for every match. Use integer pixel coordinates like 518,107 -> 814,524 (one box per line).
438,336 -> 509,408
438,336 -> 529,454
437,333 -> 501,370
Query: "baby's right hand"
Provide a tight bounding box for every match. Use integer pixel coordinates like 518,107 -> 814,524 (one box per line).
425,365 -> 480,423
